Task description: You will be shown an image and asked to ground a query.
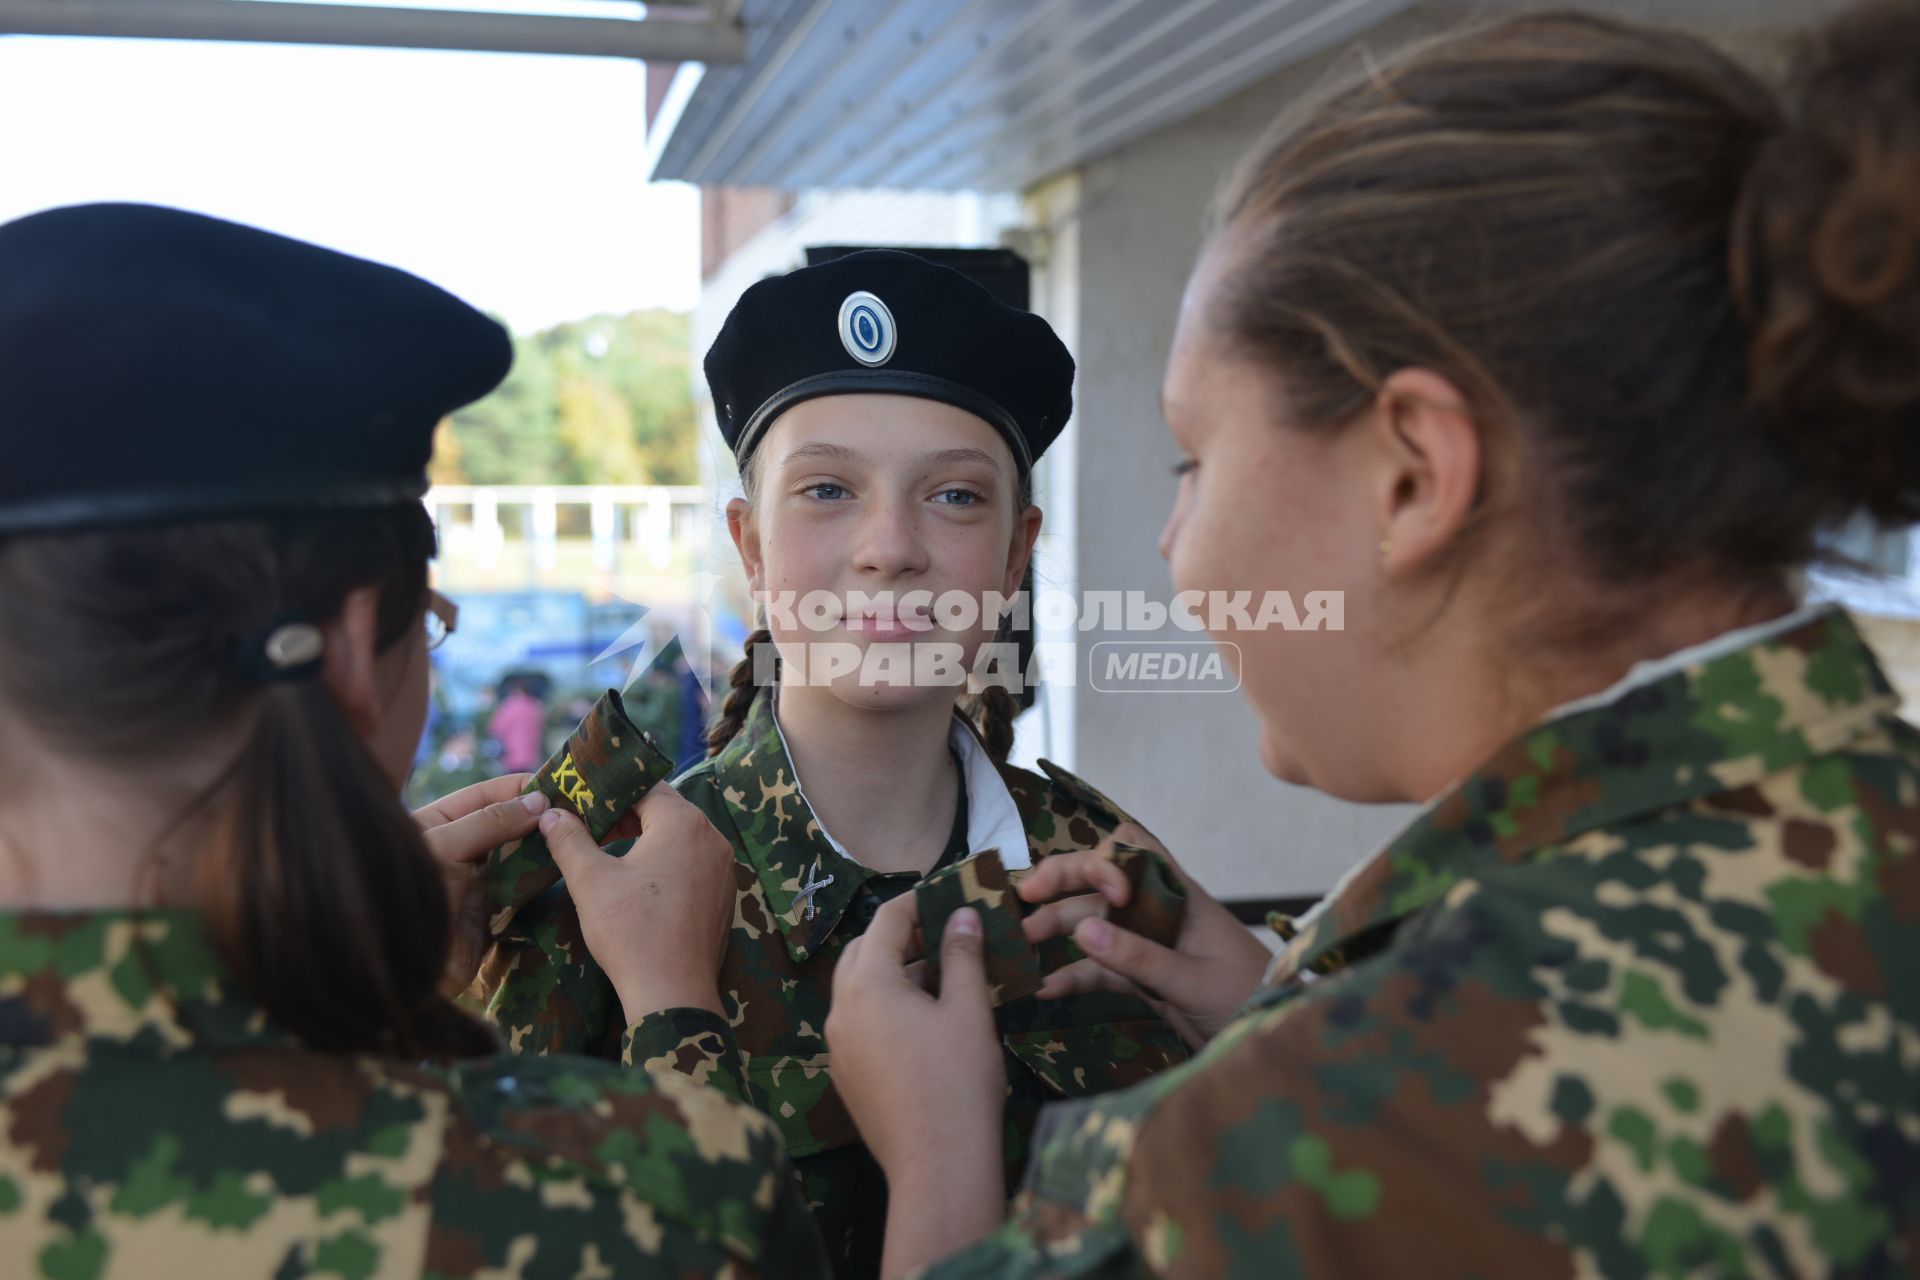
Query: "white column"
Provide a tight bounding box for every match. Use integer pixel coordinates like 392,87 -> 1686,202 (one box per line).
532,488 -> 559,573
473,489 -> 502,572
642,490 -> 672,570
591,489 -> 616,572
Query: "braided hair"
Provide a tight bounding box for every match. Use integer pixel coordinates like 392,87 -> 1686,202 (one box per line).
706,626 -> 776,758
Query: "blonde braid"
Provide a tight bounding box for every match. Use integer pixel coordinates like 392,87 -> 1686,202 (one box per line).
706,627 -> 774,757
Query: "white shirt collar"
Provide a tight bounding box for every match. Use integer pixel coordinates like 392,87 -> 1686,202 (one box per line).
1542,603 -> 1832,720
769,694 -> 1032,871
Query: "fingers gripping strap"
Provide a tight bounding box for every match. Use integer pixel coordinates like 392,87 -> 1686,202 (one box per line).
481,688 -> 677,935
915,849 -> 1044,1007
914,844 -> 1190,1009
1106,844 -> 1188,948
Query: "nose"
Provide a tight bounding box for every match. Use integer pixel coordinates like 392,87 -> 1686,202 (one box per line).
853,493 -> 930,581
1157,491 -> 1184,562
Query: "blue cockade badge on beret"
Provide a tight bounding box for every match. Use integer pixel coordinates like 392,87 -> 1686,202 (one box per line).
838,290 -> 896,367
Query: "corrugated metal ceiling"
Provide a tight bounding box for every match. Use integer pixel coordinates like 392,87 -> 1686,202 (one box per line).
652,0 -> 1416,192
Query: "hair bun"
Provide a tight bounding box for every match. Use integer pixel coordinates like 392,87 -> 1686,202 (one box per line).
1740,0 -> 1920,524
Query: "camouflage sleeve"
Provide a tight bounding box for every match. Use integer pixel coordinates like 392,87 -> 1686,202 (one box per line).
472,878 -> 623,1058
917,848 -> 1044,1006
934,857 -> 1845,1280
481,688 -> 676,934
436,1053 -> 830,1278
621,1006 -> 753,1107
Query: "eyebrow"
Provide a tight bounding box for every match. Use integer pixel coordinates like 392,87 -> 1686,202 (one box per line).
779,442 -> 865,467
924,447 -> 1003,472
777,442 -> 1004,472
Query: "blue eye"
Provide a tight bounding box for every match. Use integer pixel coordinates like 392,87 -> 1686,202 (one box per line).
934,488 -> 981,506
804,483 -> 849,501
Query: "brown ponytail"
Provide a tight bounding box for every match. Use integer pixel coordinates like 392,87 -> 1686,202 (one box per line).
1736,0 -> 1920,524
1212,0 -> 1920,623
707,627 -> 775,756
0,508 -> 494,1060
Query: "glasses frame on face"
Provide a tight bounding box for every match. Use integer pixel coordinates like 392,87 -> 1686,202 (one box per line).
424,588 -> 459,652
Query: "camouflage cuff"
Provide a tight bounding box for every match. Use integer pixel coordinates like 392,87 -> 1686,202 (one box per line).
1106,843 -> 1187,948
481,688 -> 676,935
917,848 -> 1045,1007
620,1007 -> 751,1107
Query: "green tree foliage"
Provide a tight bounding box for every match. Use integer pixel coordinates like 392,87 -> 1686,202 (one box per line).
436,310 -> 698,486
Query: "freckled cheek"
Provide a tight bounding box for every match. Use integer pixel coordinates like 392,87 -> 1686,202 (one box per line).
757,517 -> 839,593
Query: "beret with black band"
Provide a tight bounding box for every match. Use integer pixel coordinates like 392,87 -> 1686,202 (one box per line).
0,202 -> 511,536
704,249 -> 1074,476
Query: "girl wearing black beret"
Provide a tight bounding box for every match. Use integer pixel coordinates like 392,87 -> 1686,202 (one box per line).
477,251 -> 1194,1278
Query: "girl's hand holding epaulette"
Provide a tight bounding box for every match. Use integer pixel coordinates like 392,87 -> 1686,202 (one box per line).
414,773 -> 547,998
1018,823 -> 1270,1048
541,785 -> 735,1023
827,894 -> 1006,1277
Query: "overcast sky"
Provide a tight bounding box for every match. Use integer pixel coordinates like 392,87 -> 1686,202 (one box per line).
0,10 -> 701,331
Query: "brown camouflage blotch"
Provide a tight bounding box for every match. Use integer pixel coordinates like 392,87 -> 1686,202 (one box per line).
421,1222 -> 490,1278
1706,1112 -> 1767,1202
1710,784 -> 1776,818
1876,847 -> 1920,921
1806,907 -> 1886,997
222,1049 -> 379,1134
1781,818 -> 1838,869
16,969 -> 84,1040
5,1065 -> 74,1172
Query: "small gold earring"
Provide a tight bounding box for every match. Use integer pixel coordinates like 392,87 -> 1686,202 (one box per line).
1379,539 -> 1393,557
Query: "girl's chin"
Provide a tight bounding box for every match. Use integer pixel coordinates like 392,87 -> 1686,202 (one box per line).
824,678 -> 959,713
1256,726 -> 1313,787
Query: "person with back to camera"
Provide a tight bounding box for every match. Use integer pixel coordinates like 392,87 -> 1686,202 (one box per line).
0,203 -> 827,1278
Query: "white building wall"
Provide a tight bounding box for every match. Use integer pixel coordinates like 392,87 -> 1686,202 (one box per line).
1036,9 -> 1471,905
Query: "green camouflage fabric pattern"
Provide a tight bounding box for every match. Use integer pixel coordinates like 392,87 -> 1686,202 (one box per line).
921,607 -> 1920,1279
916,844 -> 1188,1006
469,688 -> 755,1104
1105,844 -> 1187,949
481,688 -> 675,935
0,910 -> 827,1278
477,686 -> 1189,1277
918,849 -> 1045,1006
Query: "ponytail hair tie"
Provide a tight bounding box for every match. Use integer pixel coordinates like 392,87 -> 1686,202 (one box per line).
237,614 -> 325,684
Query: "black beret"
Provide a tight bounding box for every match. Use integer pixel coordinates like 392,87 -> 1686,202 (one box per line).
705,250 -> 1073,475
0,203 -> 512,535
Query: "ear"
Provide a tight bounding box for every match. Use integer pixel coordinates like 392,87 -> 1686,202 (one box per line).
725,496 -> 764,595
1370,368 -> 1481,576
1003,504 -> 1044,598
319,585 -> 386,736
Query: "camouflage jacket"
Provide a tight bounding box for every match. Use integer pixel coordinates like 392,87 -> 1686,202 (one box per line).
476,687 -> 1190,1277
0,910 -> 827,1278
922,607 -> 1920,1278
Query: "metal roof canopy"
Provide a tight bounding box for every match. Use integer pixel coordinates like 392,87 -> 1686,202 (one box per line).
0,0 -> 746,61
650,0 -> 1419,193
